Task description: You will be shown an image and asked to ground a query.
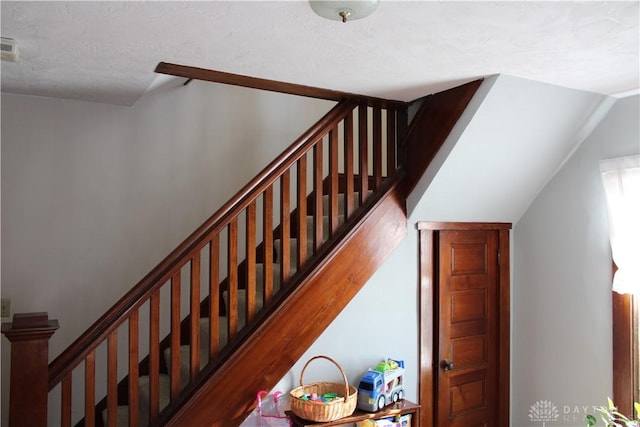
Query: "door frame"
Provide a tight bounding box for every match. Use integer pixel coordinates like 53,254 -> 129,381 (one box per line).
417,222 -> 511,427
613,291 -> 638,415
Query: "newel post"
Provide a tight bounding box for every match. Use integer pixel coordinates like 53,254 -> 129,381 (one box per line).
1,312 -> 59,427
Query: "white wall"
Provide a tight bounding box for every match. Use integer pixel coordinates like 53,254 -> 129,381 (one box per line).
512,94 -> 640,426
0,82 -> 334,426
409,75 -> 614,222
3,75 -> 636,427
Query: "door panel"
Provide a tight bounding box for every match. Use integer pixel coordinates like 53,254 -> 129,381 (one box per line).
437,230 -> 498,427
451,335 -> 486,368
450,290 -> 487,321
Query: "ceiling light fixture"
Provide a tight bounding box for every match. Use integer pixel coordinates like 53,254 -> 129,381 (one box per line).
309,0 -> 379,23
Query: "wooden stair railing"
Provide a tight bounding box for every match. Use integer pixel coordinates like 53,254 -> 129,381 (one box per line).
168,174 -> 409,427
2,97 -> 405,427
87,171 -> 384,427
2,77 -> 484,427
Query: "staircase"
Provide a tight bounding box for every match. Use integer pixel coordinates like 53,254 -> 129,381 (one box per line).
1,74 -> 483,427
100,188 -> 370,427
41,97 -> 406,427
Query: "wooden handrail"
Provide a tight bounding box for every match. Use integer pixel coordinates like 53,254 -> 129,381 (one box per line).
48,99 -> 357,388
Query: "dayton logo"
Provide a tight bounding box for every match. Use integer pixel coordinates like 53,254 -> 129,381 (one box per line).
529,400 -> 560,426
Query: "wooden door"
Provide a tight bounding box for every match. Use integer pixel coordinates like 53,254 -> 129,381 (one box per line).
418,223 -> 510,427
437,229 -> 498,427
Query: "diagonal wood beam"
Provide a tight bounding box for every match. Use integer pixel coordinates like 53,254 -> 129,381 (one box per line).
155,62 -> 406,109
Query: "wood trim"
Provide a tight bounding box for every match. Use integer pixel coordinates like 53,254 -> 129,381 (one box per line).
263,186 -> 274,304
287,400 -> 420,426
359,105 -> 369,202
228,217 -> 239,341
329,125 -> 340,234
613,292 -> 637,416
418,229 -> 435,427
402,79 -> 483,197
85,350 -> 96,427
190,255 -> 201,383
344,111 -> 355,218
155,62 -> 407,109
313,141 -> 324,252
373,106 -> 383,188
417,221 -> 512,231
149,291 -> 161,425
280,169 -> 291,282
209,235 -> 221,357
128,310 -> 140,427
498,228 -> 511,426
107,331 -> 118,427
396,108 -> 408,168
635,300 -> 639,405
297,156 -> 308,269
386,109 -> 397,176
62,374 -> 72,427
246,200 -> 258,322
170,274 -> 181,401
418,222 -> 511,427
1,313 -> 59,427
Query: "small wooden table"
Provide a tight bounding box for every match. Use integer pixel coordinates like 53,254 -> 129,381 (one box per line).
286,399 -> 420,427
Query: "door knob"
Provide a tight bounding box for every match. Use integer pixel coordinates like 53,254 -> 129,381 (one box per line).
442,360 -> 454,371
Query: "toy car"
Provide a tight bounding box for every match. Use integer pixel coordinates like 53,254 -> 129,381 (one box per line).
356,359 -> 405,412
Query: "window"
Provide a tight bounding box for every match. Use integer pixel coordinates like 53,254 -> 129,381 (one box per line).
600,155 -> 640,415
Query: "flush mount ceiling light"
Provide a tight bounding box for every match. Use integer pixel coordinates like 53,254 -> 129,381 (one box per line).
309,0 -> 380,23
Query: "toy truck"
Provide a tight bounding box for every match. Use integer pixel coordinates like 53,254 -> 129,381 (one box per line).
356,359 -> 405,412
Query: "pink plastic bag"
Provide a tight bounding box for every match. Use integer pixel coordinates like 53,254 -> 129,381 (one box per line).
257,390 -> 291,427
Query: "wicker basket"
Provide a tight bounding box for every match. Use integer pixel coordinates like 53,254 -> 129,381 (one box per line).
289,355 -> 358,422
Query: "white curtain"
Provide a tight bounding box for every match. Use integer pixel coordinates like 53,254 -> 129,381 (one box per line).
600,155 -> 640,295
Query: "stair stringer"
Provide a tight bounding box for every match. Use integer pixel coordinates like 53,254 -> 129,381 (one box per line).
166,177 -> 408,427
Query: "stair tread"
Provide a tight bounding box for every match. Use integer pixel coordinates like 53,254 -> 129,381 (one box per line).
322,192 -> 363,215
102,374 -> 170,427
163,317 -> 228,390
223,263 -> 274,329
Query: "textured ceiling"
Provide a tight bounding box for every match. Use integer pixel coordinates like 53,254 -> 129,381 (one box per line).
1,1 -> 639,106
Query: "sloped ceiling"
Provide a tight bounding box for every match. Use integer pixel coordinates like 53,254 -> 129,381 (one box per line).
407,74 -> 618,224
1,1 -> 638,106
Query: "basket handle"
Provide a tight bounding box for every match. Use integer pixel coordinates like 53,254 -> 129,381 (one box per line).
299,355 -> 349,401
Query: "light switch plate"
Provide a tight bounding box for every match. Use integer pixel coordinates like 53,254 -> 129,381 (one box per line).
1,298 -> 11,318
